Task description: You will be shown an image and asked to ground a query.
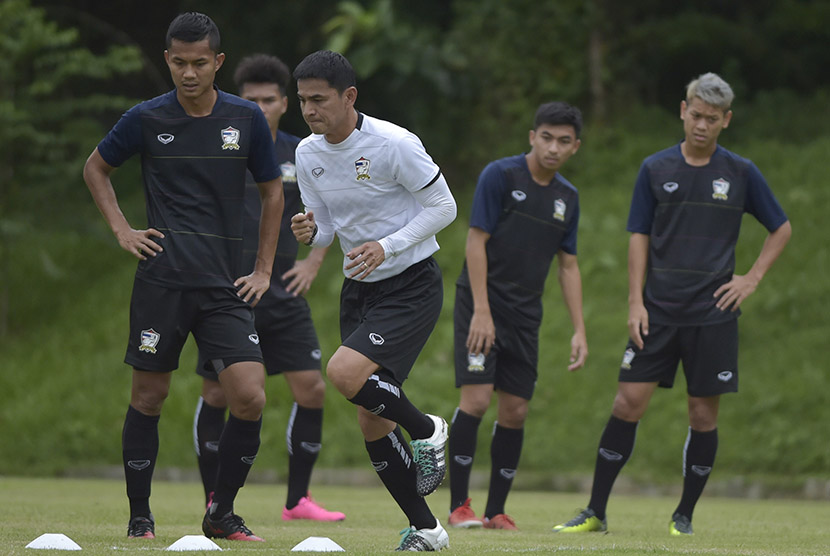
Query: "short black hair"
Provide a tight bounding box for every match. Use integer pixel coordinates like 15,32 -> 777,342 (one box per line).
165,12 -> 220,52
293,50 -> 356,93
234,54 -> 291,96
534,101 -> 583,138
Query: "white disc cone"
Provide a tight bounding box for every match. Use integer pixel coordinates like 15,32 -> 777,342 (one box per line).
26,533 -> 82,550
291,536 -> 345,552
166,535 -> 223,551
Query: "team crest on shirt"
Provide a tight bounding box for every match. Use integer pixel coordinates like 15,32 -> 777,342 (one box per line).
621,347 -> 635,370
553,198 -> 567,221
221,126 -> 241,150
712,177 -> 730,200
280,162 -> 297,183
467,353 -> 485,373
355,157 -> 371,180
139,328 -> 160,354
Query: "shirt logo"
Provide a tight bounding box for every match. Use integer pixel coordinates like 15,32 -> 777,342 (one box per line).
248,333 -> 260,344
280,161 -> 297,183
467,352 -> 485,373
221,126 -> 241,150
355,156 -> 371,180
139,328 -> 160,354
369,332 -> 385,345
663,181 -> 679,193
511,190 -> 527,201
712,177 -> 730,200
554,198 -> 566,221
312,167 -> 325,178
311,349 -> 322,360
621,347 -> 635,370
157,133 -> 174,144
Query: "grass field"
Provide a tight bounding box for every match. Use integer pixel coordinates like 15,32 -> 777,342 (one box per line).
2,477 -> 828,555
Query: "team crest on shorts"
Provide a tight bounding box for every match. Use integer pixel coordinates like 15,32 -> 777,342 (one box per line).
139,328 -> 160,354
621,347 -> 635,370
467,352 -> 485,373
355,157 -> 371,180
553,198 -> 567,221
712,177 -> 730,200
221,126 -> 241,150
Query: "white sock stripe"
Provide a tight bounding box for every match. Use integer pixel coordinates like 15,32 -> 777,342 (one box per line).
369,374 -> 401,398
286,402 -> 299,456
193,397 -> 205,456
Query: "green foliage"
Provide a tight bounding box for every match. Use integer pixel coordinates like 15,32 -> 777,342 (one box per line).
0,0 -> 143,336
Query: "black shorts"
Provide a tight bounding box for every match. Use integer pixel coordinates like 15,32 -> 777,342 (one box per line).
453,286 -> 539,400
125,277 -> 262,373
339,257 -> 443,384
197,295 -> 322,380
617,320 -> 739,397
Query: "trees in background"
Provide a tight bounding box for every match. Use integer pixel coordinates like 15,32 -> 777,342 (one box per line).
0,0 -> 142,336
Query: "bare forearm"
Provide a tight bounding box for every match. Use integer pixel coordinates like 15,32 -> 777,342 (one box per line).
465,228 -> 491,314
558,263 -> 586,335
255,178 -> 284,276
628,233 -> 649,305
746,220 -> 792,283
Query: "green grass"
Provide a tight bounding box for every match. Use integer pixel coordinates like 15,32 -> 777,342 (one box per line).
2,477 -> 829,555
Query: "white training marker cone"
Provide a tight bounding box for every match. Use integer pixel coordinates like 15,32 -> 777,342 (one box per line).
26,533 -> 82,550
291,536 -> 345,552
166,535 -> 223,551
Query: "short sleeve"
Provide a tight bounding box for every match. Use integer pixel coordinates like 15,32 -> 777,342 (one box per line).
626,161 -> 657,234
560,195 -> 579,254
246,109 -> 281,183
469,161 -> 507,234
744,161 -> 788,232
389,132 -> 441,192
97,104 -> 143,167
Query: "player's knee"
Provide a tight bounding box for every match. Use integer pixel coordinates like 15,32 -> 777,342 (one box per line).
229,388 -> 266,420
201,380 -> 226,407
325,360 -> 355,396
131,386 -> 169,414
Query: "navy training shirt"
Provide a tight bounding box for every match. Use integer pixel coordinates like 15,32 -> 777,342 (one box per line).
457,154 -> 580,325
241,130 -> 303,305
627,143 -> 788,325
97,88 -> 280,289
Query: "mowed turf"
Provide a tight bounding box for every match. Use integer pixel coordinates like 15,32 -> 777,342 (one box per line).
1,477 -> 828,555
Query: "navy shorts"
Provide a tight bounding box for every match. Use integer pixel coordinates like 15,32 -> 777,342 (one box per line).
339,257 -> 443,384
453,286 -> 539,400
617,320 -> 739,397
125,277 -> 262,373
197,295 -> 322,379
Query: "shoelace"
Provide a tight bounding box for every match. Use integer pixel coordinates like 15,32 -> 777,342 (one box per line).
411,441 -> 436,473
397,527 -> 428,550
564,510 -> 592,526
227,514 -> 254,535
